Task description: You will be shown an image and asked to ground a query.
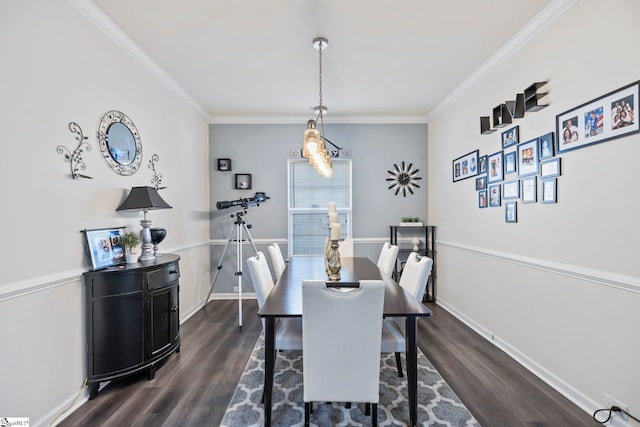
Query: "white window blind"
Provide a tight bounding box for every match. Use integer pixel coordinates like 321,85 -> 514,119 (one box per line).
288,160 -> 352,256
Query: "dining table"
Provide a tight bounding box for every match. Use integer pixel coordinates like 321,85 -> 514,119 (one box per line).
258,256 -> 432,427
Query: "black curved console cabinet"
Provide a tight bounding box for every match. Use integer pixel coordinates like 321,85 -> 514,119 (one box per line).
83,254 -> 181,399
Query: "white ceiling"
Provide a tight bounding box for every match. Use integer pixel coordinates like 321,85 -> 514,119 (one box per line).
85,0 -> 566,123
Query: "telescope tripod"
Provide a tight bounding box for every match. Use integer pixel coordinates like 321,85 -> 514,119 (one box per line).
205,209 -> 257,329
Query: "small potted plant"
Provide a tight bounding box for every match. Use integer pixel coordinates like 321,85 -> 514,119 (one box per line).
121,231 -> 140,263
399,217 -> 423,226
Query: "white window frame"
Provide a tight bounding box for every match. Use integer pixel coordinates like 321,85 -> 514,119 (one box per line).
287,159 -> 352,257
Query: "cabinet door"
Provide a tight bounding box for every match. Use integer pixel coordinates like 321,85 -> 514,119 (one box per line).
149,284 -> 179,357
92,292 -> 144,376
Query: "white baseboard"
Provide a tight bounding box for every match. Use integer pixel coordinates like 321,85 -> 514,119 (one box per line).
436,299 -> 602,420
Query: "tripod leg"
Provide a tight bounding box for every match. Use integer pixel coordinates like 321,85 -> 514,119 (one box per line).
203,224 -> 236,310
237,217 -> 243,329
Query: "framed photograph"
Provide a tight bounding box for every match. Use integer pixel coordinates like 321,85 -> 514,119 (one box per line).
501,125 -> 519,148
540,157 -> 561,178
505,201 -> 517,223
489,184 -> 501,207
517,138 -> 539,177
452,150 -> 479,182
504,151 -> 516,174
538,132 -> 555,159
84,227 -> 126,270
556,80 -> 640,153
502,180 -> 520,199
541,178 -> 557,204
235,173 -> 252,190
487,151 -> 504,183
478,155 -> 488,175
521,176 -> 537,203
217,158 -> 232,171
478,189 -> 488,208
475,176 -> 487,190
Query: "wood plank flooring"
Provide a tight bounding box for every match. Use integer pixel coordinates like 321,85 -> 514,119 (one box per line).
58,300 -> 597,426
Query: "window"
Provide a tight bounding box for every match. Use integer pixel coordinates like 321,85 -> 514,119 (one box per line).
288,159 -> 352,256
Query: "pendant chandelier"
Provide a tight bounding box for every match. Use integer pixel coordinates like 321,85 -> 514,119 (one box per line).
303,37 -> 333,178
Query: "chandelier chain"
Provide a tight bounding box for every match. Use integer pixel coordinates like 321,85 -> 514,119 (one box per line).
318,41 -> 325,133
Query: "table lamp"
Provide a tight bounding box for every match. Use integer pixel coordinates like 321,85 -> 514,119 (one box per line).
116,186 -> 172,261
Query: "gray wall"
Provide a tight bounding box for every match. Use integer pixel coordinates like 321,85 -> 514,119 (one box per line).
209,123 -> 428,295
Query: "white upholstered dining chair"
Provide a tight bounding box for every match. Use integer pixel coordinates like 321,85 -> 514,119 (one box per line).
380,252 -> 433,377
302,279 -> 385,426
267,242 -> 286,281
246,252 -> 302,351
376,242 -> 399,277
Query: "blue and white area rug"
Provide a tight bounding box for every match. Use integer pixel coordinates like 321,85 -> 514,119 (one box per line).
221,334 -> 480,426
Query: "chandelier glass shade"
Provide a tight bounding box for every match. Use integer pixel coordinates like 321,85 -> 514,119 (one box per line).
302,37 -> 333,178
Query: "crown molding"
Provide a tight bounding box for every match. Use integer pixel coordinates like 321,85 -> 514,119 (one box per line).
208,114 -> 428,125
67,0 -> 210,119
427,0 -> 577,120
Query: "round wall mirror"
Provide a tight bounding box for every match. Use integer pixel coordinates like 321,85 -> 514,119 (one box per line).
97,110 -> 143,175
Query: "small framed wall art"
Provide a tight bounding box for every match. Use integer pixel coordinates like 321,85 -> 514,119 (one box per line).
235,173 -> 252,190
501,125 -> 519,149
217,158 -> 232,171
505,201 -> 517,223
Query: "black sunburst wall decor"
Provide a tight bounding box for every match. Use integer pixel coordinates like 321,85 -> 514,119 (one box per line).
386,161 -> 422,197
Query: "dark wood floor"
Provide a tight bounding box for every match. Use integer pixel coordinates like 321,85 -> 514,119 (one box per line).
59,299 -> 597,427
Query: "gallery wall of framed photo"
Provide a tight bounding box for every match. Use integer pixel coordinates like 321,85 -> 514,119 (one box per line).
453,80 -> 639,223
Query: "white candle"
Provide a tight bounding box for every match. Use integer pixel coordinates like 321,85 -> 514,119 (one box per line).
330,223 -> 341,240
328,202 -> 337,213
328,212 -> 338,225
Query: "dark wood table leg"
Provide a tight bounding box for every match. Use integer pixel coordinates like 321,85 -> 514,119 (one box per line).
406,315 -> 418,427
263,317 -> 276,427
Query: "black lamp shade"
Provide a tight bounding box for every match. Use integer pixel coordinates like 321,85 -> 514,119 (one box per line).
116,186 -> 172,211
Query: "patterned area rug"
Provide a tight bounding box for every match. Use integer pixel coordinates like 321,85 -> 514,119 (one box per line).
221,334 -> 480,427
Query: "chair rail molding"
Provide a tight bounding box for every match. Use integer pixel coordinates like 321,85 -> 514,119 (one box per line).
438,240 -> 640,294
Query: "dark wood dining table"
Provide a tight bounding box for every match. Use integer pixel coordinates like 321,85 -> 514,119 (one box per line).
258,256 -> 432,427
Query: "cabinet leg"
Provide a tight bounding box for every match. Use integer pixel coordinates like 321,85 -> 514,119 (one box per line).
88,382 -> 99,400
148,365 -> 156,380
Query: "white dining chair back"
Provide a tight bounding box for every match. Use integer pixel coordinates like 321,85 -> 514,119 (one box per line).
302,279 -> 385,425
247,251 -> 302,352
267,242 -> 286,281
339,238 -> 354,257
376,243 -> 399,277
399,252 -> 434,301
246,251 -> 274,308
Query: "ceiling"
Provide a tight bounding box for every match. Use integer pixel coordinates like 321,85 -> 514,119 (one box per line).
88,0 -> 561,123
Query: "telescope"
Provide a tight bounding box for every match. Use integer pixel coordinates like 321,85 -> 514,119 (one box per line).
216,192 -> 270,210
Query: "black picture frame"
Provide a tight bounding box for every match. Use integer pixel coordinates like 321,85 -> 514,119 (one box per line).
538,132 -> 555,159
501,125 -> 519,148
217,158 -> 232,171
475,176 -> 487,190
478,189 -> 488,208
521,176 -> 537,203
487,151 -> 504,183
452,149 -> 479,182
479,155 -> 488,175
517,138 -> 539,177
541,178 -> 557,203
84,226 -> 126,270
505,201 -> 517,223
235,173 -> 252,190
556,80 -> 640,153
504,151 -> 516,174
489,184 -> 501,207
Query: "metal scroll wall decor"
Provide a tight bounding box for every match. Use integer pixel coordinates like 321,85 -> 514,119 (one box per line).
148,154 -> 166,190
56,122 -> 93,179
97,110 -> 143,176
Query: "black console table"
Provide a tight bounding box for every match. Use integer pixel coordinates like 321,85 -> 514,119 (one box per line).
389,225 -> 437,302
83,254 -> 181,399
